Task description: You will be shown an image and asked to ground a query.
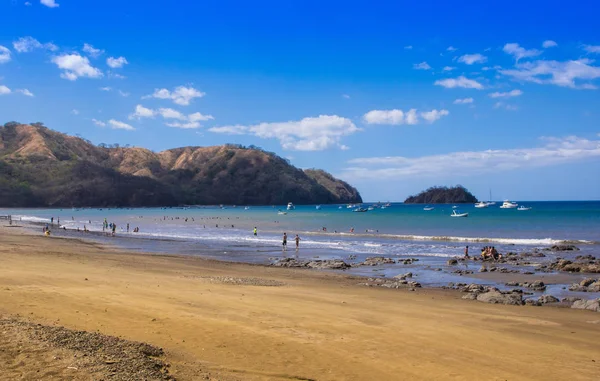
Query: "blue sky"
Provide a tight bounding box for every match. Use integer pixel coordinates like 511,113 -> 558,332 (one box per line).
1,0 -> 599,201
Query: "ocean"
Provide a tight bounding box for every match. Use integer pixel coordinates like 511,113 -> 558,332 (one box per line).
4,201 -> 600,293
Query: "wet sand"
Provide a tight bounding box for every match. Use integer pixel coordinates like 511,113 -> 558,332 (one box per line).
1,227 -> 599,380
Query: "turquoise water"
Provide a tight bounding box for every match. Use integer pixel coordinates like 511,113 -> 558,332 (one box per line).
5,201 -> 599,294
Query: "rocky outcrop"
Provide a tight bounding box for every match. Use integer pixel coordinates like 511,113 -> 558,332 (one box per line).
357,257 -> 396,266
404,185 -> 478,204
475,289 -> 524,305
544,244 -> 580,252
571,299 -> 600,312
568,278 -> 600,292
544,258 -> 600,274
504,280 -> 547,291
271,258 -> 351,270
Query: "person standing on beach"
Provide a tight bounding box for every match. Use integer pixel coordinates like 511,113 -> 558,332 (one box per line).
127,223 -> 130,233
282,233 -> 288,251
464,246 -> 469,258
295,234 -> 301,251
51,217 -> 54,225
112,223 -> 116,237
253,227 -> 257,237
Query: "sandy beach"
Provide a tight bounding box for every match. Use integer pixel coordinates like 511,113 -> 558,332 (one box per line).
1,227 -> 599,380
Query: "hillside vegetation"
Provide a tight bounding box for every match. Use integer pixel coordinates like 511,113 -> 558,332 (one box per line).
404,186 -> 478,204
0,122 -> 362,207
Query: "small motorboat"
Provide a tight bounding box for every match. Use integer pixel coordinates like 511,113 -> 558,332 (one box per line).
451,210 -> 469,217
287,202 -> 295,210
517,206 -> 531,211
244,206 -> 250,210
338,206 -> 343,209
500,200 -> 518,209
423,206 -> 435,211
316,205 -> 322,210
367,206 -> 375,211
474,201 -> 488,208
278,210 -> 288,215
353,207 -> 369,212
452,205 -> 459,209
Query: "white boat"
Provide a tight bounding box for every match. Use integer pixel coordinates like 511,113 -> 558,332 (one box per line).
367,206 -> 375,211
287,202 -> 295,210
384,203 -> 391,207
353,207 -> 368,212
338,206 -> 343,209
500,200 -> 518,209
278,210 -> 287,215
315,205 -> 321,210
423,206 -> 435,211
517,206 -> 531,211
244,206 -> 250,210
346,204 -> 356,209
451,210 -> 469,217
474,201 -> 488,208
452,205 -> 458,209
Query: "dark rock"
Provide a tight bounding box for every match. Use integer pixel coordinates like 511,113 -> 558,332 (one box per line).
360,257 -> 396,266
525,299 -> 541,306
476,290 -> 524,305
539,295 -> 560,304
479,266 -> 488,273
447,259 -> 459,266
545,244 -> 579,251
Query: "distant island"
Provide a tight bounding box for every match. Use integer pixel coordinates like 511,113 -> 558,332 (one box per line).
0,122 -> 362,207
404,186 -> 478,204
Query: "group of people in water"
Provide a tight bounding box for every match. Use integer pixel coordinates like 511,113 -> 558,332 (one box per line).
464,245 -> 502,260
42,217 -> 142,237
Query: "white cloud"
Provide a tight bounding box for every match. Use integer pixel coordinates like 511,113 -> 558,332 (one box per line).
413,62 -> 431,70
489,89 -> 523,98
458,53 -> 487,65
342,135 -> 600,180
583,45 -> 600,54
500,59 -> 600,89
542,40 -> 557,48
0,85 -> 11,95
71,109 -> 79,115
442,66 -> 456,71
158,108 -> 186,120
188,112 -> 214,122
83,43 -> 104,58
100,86 -> 112,91
434,76 -> 484,89
40,0 -> 59,7
118,90 -> 130,97
106,56 -> 128,68
420,109 -> 449,123
453,97 -> 474,104
13,36 -> 58,53
0,46 -> 11,64
128,104 -> 213,128
128,104 -> 155,119
25,1 -> 32,5
108,119 -> 135,131
503,43 -> 542,61
16,89 -> 34,97
92,119 -> 106,127
165,121 -> 201,129
447,46 -> 458,52
342,94 -> 350,99
209,115 -> 358,151
108,72 -> 126,79
404,45 -> 413,50
51,54 -> 103,80
144,86 -> 205,106
363,108 -> 448,125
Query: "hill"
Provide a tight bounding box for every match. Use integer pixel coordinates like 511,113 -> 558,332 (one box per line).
404,186 -> 478,204
0,122 -> 363,207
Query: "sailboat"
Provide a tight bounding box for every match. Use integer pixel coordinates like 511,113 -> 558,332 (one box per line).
487,189 -> 496,206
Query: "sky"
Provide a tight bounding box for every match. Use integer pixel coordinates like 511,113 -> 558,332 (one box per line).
1,0 -> 599,202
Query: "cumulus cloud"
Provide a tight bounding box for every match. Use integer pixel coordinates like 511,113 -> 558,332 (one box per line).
342,94 -> 350,99
404,45 -> 413,50
128,104 -> 213,128
100,86 -> 112,91
16,89 -> 34,97
0,46 -> 11,64
494,102 -> 518,111
107,56 -> 128,68
0,85 -> 11,95
363,109 -> 448,125
108,119 -> 135,130
503,43 -> 542,61
40,0 -> 59,8
489,89 -> 523,98
500,59 -> 600,89
51,54 -> 103,80
542,40 -> 557,48
144,86 -> 205,106
13,36 -> 58,53
442,66 -> 456,71
458,53 -> 487,65
209,115 -> 358,151
434,76 -> 484,89
413,62 -> 431,70
583,45 -> 600,54
83,43 -> 104,58
341,135 -> 600,180
118,90 -> 129,97
453,97 -> 474,104
71,109 -> 79,115
447,46 -> 458,52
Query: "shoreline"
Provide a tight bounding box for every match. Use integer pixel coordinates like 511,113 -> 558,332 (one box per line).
2,226 -> 600,380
